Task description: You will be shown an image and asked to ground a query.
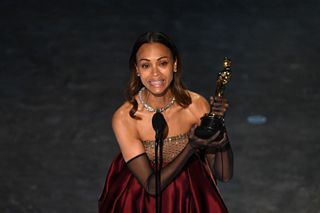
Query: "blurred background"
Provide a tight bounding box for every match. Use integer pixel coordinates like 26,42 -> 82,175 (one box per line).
1,0 -> 320,212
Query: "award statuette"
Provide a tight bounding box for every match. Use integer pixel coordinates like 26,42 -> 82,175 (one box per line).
195,57 -> 232,139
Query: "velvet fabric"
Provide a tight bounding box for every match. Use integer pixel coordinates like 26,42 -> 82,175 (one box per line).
98,153 -> 228,213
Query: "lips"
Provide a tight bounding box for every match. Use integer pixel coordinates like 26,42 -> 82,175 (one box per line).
149,79 -> 164,87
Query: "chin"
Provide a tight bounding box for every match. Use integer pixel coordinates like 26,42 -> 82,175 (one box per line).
146,85 -> 170,97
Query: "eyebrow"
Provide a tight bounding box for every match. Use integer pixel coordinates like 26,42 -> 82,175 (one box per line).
138,56 -> 169,62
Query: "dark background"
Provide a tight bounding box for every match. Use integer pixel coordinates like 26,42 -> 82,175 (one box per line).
1,0 -> 320,212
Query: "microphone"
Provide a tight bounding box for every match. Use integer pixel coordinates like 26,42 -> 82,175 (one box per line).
152,111 -> 166,137
152,111 -> 166,212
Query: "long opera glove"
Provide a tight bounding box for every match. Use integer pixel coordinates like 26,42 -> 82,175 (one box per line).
126,143 -> 194,196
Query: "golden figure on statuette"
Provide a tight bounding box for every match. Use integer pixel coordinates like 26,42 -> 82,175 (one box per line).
195,57 -> 232,139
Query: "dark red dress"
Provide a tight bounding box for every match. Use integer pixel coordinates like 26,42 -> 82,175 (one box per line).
98,153 -> 228,213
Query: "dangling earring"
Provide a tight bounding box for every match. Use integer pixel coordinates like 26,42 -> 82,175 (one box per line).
174,62 -> 177,72
136,66 -> 140,77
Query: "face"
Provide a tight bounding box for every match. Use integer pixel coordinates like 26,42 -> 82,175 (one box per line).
135,42 -> 177,96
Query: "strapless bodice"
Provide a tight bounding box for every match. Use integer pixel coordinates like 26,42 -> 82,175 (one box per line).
142,133 -> 189,163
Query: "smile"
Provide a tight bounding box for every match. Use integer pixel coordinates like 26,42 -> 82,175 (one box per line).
148,80 -> 165,87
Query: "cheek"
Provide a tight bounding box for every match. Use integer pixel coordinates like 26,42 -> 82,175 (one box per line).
167,71 -> 174,83
138,74 -> 149,86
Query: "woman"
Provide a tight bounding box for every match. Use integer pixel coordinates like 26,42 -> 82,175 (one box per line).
98,32 -> 233,213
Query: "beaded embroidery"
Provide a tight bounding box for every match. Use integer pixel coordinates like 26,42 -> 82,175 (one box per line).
142,133 -> 189,163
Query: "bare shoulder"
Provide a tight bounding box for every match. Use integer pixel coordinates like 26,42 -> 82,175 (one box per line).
112,102 -> 144,161
186,90 -> 210,121
112,102 -> 136,133
112,102 -> 132,122
188,90 -> 210,112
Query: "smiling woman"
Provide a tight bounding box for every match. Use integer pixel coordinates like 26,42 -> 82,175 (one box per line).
98,32 -> 233,213
135,42 -> 175,97
126,32 -> 192,119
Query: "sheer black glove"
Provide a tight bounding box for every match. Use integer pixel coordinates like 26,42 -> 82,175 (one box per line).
210,96 -> 229,117
126,143 -> 194,196
188,125 -> 229,151
189,125 -> 233,182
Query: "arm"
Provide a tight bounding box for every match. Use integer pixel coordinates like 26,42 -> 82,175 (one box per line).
206,97 -> 233,182
126,144 -> 194,195
206,133 -> 233,182
213,143 -> 233,182
189,127 -> 234,182
189,94 -> 234,182
112,105 -> 195,195
125,130 -> 231,195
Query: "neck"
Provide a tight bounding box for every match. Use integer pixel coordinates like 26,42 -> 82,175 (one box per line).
144,88 -> 174,109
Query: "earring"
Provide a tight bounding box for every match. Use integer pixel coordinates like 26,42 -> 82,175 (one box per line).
137,73 -> 140,77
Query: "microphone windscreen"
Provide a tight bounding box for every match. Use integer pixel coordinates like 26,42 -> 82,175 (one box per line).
152,112 -> 166,134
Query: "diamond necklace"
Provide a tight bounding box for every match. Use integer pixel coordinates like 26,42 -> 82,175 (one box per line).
138,87 -> 175,113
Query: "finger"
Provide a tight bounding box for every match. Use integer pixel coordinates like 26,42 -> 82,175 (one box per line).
221,100 -> 229,108
214,96 -> 223,101
213,99 -> 228,104
212,106 -> 227,111
208,133 -> 227,147
214,96 -> 228,101
190,124 -> 197,131
188,124 -> 199,139
213,100 -> 223,105
188,125 -> 196,137
208,130 -> 221,141
219,132 -> 227,143
212,108 -> 227,116
212,103 -> 224,108
212,103 -> 228,109
217,133 -> 228,147
209,96 -> 214,105
196,140 -> 207,147
214,98 -> 229,106
212,111 -> 226,116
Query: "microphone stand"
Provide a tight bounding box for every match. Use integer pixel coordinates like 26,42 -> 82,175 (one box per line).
155,130 -> 163,213
152,111 -> 166,213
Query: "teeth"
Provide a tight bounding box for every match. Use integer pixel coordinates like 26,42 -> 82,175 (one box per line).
149,80 -> 164,86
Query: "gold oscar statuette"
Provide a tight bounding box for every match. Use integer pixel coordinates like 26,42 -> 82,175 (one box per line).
195,57 -> 232,139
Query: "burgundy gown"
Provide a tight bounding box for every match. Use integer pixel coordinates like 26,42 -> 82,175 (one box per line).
98,151 -> 228,213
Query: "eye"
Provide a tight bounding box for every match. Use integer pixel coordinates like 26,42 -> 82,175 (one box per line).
159,61 -> 168,67
141,63 -> 150,69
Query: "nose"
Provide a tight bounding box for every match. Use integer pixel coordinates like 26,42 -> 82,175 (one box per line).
151,65 -> 160,76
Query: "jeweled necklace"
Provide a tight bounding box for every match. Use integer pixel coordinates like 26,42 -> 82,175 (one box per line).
138,87 -> 175,113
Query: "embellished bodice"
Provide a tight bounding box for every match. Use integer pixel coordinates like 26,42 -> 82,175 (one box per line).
142,133 -> 189,163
